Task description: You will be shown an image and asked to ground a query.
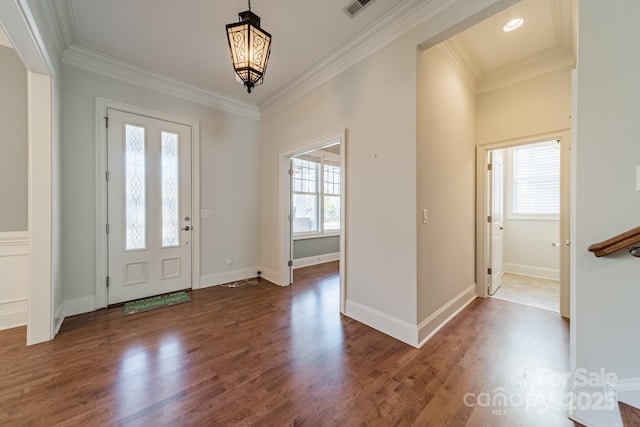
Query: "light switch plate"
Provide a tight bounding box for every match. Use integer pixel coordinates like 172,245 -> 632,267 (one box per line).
423,209 -> 428,224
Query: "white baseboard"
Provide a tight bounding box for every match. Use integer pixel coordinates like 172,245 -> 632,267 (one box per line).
199,266 -> 260,289
614,377 -> 640,409
569,383 -> 625,427
64,295 -> 97,317
0,299 -> 28,331
54,303 -> 64,335
258,267 -> 282,286
503,262 -> 560,281
418,284 -> 477,347
345,300 -> 418,347
569,402 -> 620,427
293,252 -> 340,269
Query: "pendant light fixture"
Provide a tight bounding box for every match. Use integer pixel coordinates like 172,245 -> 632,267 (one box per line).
226,0 -> 272,93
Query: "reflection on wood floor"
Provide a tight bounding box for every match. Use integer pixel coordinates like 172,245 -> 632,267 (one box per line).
492,272 -> 560,312
0,261 -> 580,426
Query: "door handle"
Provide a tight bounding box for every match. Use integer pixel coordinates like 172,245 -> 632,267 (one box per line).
181,226 -> 191,231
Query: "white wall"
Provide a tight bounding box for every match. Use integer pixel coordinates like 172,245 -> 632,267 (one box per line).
476,68 -> 572,145
260,0 -> 517,346
416,45 -> 477,339
572,0 -> 640,425
60,64 -> 260,311
476,68 -> 571,284
503,219 -> 560,280
0,45 -> 27,232
260,32 -> 419,340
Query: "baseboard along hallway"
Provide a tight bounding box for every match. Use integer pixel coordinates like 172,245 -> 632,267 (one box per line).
0,261 -> 580,425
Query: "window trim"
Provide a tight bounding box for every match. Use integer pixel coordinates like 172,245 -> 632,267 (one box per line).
292,151 -> 341,236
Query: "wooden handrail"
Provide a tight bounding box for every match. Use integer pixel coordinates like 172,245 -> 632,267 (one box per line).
588,226 -> 640,257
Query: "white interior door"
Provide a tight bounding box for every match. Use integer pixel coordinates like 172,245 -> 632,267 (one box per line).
489,149 -> 504,295
107,109 -> 192,304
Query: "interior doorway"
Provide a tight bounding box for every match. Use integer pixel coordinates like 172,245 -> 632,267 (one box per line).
478,133 -> 570,316
279,131 -> 346,314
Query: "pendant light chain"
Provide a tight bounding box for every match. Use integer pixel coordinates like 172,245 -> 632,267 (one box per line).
248,0 -> 251,11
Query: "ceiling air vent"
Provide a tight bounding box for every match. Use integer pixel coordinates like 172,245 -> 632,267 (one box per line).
344,0 -> 375,18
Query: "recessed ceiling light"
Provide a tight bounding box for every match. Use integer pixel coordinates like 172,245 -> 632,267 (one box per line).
503,18 -> 524,32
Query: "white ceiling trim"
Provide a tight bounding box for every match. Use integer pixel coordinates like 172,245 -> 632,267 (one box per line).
438,0 -> 576,95
0,25 -> 13,48
62,45 -> 260,120
437,42 -> 479,93
0,0 -> 54,76
39,0 -> 76,61
259,0 -> 452,118
43,0 -> 448,121
477,48 -> 575,93
440,39 -> 575,94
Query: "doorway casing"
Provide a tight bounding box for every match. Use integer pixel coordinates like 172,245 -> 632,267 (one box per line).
278,130 -> 347,314
0,0 -> 57,344
476,129 -> 571,317
95,98 -> 201,308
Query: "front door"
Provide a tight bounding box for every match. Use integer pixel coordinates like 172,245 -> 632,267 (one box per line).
489,149 -> 504,295
107,109 -> 192,304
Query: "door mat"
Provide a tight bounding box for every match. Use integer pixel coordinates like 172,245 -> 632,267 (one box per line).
123,291 -> 191,316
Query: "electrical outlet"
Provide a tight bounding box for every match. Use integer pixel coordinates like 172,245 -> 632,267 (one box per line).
226,256 -> 233,265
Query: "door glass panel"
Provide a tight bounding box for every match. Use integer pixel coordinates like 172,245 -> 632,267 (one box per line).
125,124 -> 146,250
161,131 -> 179,247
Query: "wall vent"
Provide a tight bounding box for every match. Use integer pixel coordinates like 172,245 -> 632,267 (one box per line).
344,0 -> 375,18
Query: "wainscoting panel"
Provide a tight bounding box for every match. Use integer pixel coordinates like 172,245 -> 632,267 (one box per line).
0,232 -> 28,330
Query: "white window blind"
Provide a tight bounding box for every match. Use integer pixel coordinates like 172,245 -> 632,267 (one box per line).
511,140 -> 560,216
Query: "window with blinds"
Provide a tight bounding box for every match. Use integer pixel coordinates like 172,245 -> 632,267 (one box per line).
508,140 -> 560,218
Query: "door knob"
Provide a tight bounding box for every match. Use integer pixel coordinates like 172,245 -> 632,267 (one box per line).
565,240 -> 571,246
181,226 -> 191,231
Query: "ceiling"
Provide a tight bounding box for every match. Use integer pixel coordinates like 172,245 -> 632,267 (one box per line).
44,0 -> 421,107
33,0 -> 575,113
440,0 -> 576,93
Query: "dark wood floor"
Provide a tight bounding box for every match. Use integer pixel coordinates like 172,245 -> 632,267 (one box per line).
0,261 -> 580,426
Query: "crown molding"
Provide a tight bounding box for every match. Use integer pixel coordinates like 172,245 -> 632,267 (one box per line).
437,42 -> 479,94
439,0 -> 577,95
45,0 -> 76,59
37,0 -> 76,61
40,0 -> 453,121
440,40 -> 575,95
477,48 -> 575,94
62,44 -> 261,120
0,26 -> 12,48
259,0 -> 451,119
